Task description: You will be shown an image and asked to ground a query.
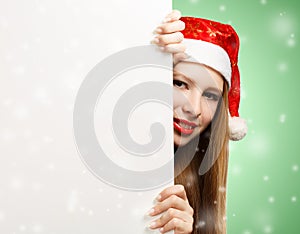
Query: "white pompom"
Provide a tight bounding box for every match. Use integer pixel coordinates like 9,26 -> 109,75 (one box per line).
229,116 -> 248,141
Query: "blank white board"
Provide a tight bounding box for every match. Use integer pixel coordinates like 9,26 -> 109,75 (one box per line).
0,0 -> 174,233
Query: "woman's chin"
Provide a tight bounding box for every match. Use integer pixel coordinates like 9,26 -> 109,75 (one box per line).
174,130 -> 198,147
173,135 -> 189,148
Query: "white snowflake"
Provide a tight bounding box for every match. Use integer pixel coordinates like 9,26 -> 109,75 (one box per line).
43,136 -> 54,143
0,17 -> 8,29
37,5 -> 46,14
98,188 -> 104,193
5,53 -> 13,62
23,129 -> 33,139
131,208 -> 143,216
28,143 -> 40,153
240,35 -> 248,45
88,210 -> 94,216
13,106 -> 30,120
34,37 -> 41,44
116,203 -> 122,209
70,38 -> 80,48
38,66 -> 46,74
219,186 -> 226,193
260,0 -> 267,5
248,133 -> 269,156
21,43 -> 29,51
247,118 -> 253,124
264,225 -> 272,233
292,164 -> 299,172
243,230 -> 252,234
63,47 -> 69,54
67,190 -> 79,212
19,225 -> 27,231
278,63 -> 288,72
32,224 -> 43,233
268,196 -> 275,203
0,211 -> 5,221
196,220 -> 206,228
76,61 -> 85,70
287,37 -> 296,47
67,104 -> 74,111
219,5 -> 226,12
72,6 -> 81,15
189,0 -> 198,4
2,98 -> 13,107
12,66 -> 25,76
231,164 -> 242,175
279,114 -> 286,123
47,163 -> 55,170
32,182 -> 43,192
1,129 -> 16,142
279,12 -> 286,17
241,87 -> 247,99
33,87 -> 47,101
291,196 -> 297,202
271,14 -> 294,39
11,177 -> 24,190
263,176 -> 269,181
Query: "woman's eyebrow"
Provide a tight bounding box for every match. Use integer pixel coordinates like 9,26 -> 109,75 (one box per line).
205,87 -> 223,93
174,71 -> 223,92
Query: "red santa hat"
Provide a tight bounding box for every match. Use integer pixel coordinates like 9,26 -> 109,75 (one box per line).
179,17 -> 247,141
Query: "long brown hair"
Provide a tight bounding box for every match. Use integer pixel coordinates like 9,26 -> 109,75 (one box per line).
174,82 -> 229,234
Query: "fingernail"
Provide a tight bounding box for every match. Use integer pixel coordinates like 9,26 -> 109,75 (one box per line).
159,227 -> 164,233
155,194 -> 162,201
146,208 -> 155,216
155,27 -> 162,33
148,221 -> 156,229
150,38 -> 159,44
163,17 -> 171,23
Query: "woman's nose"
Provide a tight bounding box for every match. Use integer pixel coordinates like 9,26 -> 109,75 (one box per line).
182,92 -> 202,118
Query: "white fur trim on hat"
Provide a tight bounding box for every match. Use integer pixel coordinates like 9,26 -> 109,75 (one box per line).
182,38 -> 232,87
229,116 -> 248,141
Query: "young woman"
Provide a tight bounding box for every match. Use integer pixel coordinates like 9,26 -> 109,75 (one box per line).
147,10 -> 247,234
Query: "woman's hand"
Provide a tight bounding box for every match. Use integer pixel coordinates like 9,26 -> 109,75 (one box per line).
152,10 -> 187,63
147,184 -> 194,234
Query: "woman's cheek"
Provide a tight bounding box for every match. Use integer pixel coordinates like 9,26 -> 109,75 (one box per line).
173,89 -> 185,108
201,101 -> 215,124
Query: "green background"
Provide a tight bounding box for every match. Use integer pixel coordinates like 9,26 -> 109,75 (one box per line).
173,0 -> 300,233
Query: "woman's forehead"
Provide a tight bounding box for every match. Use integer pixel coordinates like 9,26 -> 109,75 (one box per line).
174,62 -> 224,91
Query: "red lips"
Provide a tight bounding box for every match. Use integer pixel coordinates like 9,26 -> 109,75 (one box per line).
173,117 -> 197,135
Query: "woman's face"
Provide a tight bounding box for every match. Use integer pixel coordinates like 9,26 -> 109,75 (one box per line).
173,62 -> 224,147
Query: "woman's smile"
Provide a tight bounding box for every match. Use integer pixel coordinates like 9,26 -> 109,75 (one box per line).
173,117 -> 198,135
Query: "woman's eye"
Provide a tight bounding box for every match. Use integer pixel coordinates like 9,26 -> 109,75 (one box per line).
203,92 -> 220,101
173,80 -> 187,89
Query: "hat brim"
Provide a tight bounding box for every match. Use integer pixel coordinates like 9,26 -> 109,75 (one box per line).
180,38 -> 232,87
